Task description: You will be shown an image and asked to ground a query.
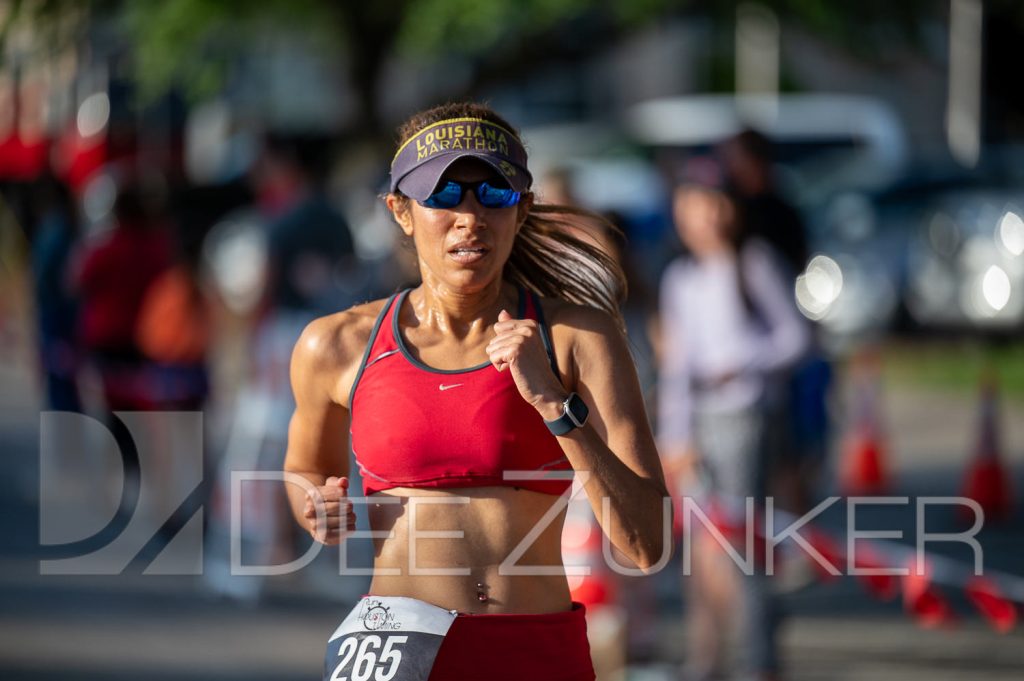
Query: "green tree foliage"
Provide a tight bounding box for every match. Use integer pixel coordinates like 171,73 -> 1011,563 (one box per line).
118,0 -> 340,102
7,0 -> 1022,136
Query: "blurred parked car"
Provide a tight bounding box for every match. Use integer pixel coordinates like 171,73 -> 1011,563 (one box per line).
626,94 -> 912,346
796,145 -> 1024,340
626,93 -> 910,200
905,188 -> 1024,332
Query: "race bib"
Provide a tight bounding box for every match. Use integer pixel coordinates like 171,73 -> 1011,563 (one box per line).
323,596 -> 458,681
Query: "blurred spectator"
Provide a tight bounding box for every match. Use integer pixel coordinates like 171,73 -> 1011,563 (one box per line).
260,135 -> 356,316
538,167 -> 660,412
539,167 -> 647,678
203,135 -> 359,601
657,159 -> 810,681
29,172 -> 81,412
75,182 -> 174,411
720,129 -> 808,277
722,129 -> 832,514
539,166 -> 579,206
73,180 -> 174,518
253,134 -> 358,467
537,165 -> 611,254
597,208 -> 665,665
134,258 -> 212,410
777,349 -> 833,514
602,209 -> 660,419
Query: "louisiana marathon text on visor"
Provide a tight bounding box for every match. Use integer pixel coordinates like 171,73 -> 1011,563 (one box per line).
389,117 -> 532,202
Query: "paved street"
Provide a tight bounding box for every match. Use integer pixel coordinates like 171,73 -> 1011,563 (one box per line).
2,344 -> 1023,681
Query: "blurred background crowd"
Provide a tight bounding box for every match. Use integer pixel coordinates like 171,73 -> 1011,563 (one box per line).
1,1 -> 1022,680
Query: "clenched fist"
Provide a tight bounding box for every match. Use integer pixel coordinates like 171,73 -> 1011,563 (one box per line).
303,476 -> 357,545
485,309 -> 566,418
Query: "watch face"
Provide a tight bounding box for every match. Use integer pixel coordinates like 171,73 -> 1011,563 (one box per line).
566,393 -> 589,426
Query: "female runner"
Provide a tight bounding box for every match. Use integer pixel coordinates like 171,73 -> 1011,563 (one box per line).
283,102 -> 669,681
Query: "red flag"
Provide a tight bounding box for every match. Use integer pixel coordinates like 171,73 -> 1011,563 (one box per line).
965,576 -> 1017,633
903,561 -> 957,629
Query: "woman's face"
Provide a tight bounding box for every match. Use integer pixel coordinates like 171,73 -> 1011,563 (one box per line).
673,186 -> 735,257
388,158 -> 532,293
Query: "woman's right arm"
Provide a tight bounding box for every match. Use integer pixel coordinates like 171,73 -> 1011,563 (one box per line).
282,313 -> 361,545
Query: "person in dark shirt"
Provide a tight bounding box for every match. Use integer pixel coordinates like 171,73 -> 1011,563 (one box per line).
30,173 -> 82,411
261,135 -> 355,316
720,129 -> 808,277
721,130 -> 832,518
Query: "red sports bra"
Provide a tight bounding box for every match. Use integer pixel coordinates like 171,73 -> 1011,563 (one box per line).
348,287 -> 573,496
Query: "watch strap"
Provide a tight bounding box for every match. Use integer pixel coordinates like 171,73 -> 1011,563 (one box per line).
544,393 -> 588,436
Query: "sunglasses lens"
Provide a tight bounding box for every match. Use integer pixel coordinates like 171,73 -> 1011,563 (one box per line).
421,180 -> 520,209
476,182 -> 520,208
423,181 -> 464,209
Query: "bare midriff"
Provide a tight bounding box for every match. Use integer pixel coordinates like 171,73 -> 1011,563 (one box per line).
365,486 -> 573,614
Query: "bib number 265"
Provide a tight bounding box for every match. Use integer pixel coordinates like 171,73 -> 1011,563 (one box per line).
330,634 -> 408,681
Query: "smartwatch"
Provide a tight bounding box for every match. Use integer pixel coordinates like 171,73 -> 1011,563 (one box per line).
544,392 -> 589,436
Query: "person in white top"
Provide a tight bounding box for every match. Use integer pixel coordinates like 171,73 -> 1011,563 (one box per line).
658,159 -> 809,681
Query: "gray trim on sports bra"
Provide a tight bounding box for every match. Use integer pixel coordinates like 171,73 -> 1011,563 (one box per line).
391,286 -> 529,374
530,290 -> 559,376
347,291 -> 400,410
348,287 -> 559,403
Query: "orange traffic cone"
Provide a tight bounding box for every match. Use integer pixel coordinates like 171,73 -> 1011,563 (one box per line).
960,376 -> 1014,523
841,432 -> 888,496
839,352 -> 890,496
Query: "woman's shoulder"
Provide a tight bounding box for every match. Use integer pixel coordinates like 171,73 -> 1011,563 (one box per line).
291,297 -> 393,398
538,296 -> 625,360
538,295 -> 632,388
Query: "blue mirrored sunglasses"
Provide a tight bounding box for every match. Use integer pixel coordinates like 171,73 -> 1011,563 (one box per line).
421,179 -> 521,209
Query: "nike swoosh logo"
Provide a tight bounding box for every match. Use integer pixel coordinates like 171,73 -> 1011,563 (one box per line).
438,383 -> 464,391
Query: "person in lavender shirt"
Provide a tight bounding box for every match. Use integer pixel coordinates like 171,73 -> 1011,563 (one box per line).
657,158 -> 810,681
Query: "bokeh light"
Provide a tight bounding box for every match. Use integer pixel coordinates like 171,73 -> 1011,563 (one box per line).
795,254 -> 843,321
998,210 -> 1024,256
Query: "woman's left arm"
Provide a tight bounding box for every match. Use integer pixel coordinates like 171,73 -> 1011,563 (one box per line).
488,307 -> 672,571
